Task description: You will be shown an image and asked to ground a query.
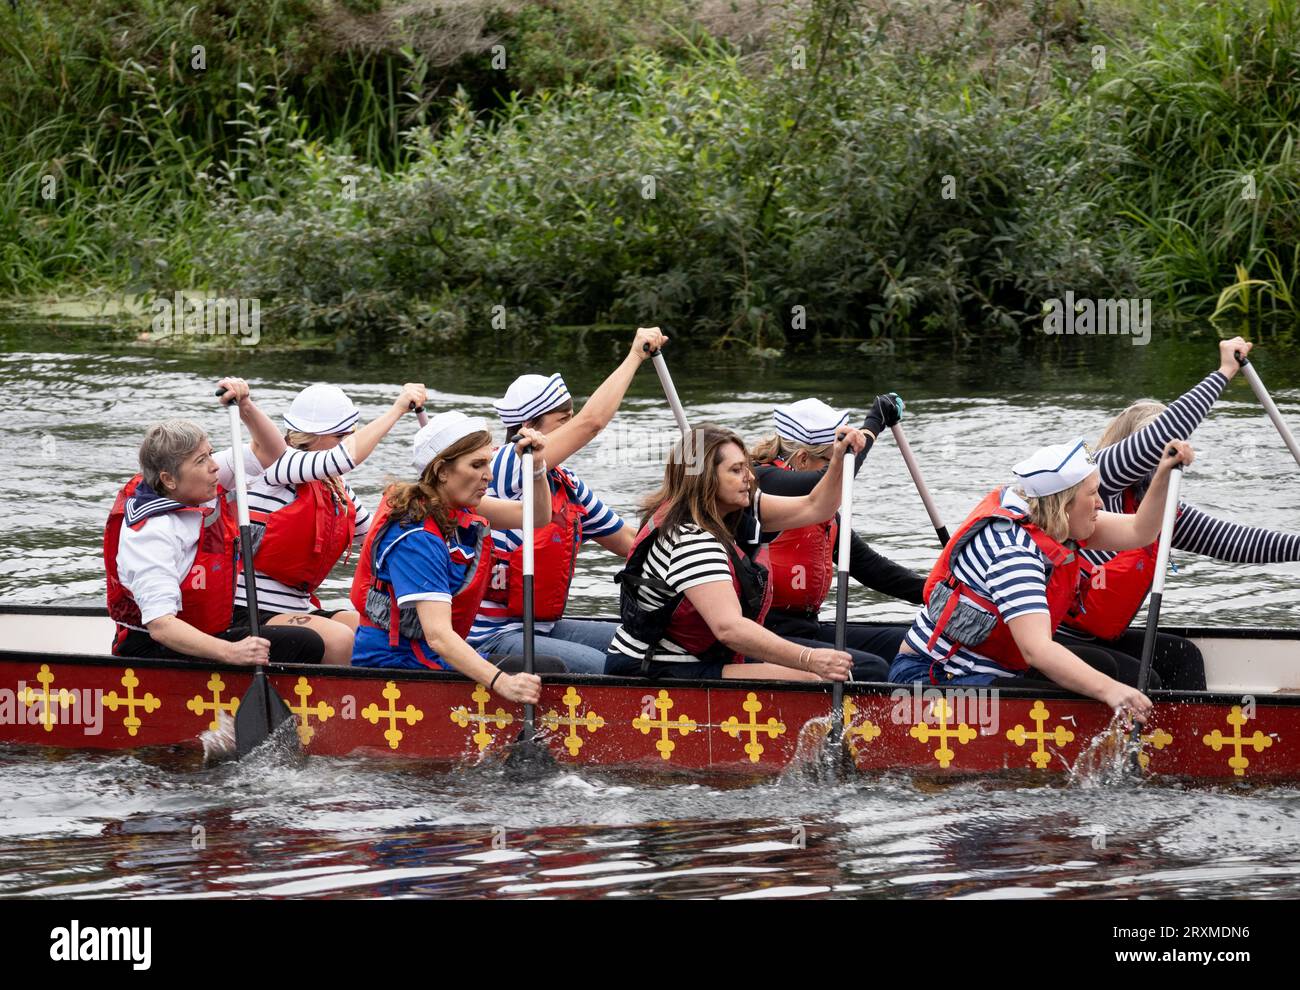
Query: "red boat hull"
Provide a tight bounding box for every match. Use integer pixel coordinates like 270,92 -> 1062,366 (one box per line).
1,653 -> 1292,780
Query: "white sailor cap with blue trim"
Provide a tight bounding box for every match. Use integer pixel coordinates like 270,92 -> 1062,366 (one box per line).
412,411 -> 489,471
1013,437 -> 1098,497
773,398 -> 850,446
492,373 -> 571,426
283,384 -> 360,435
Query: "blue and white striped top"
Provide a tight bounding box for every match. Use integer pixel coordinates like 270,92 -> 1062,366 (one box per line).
903,488 -> 1050,679
467,444 -> 626,647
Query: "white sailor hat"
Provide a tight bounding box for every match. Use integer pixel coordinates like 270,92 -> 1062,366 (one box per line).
412,412 -> 489,472
1013,437 -> 1098,497
492,373 -> 571,426
283,384 -> 360,435
773,398 -> 850,447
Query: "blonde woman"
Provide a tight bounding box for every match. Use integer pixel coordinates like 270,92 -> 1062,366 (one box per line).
1065,336 -> 1300,689
752,395 -> 921,677
232,382 -> 428,665
890,438 -> 1195,719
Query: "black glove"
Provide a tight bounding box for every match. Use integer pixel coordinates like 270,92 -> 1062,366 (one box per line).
862,392 -> 904,435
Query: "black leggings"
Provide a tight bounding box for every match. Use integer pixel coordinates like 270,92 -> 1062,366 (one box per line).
993,642 -> 1163,690
1058,628 -> 1206,691
116,623 -> 325,664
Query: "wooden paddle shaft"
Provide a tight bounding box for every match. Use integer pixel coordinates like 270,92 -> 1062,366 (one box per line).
1237,356 -> 1300,469
890,424 -> 950,546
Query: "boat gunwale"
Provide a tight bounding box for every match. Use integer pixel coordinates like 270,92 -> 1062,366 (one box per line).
3,603 -> 1296,708
1,651 -> 1295,710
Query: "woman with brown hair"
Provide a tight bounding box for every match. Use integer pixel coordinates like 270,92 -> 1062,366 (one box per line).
349,413 -> 562,704
890,438 -> 1195,718
232,382 -> 428,665
605,423 -> 867,682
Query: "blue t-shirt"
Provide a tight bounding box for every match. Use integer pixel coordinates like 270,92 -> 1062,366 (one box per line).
352,516 -> 487,670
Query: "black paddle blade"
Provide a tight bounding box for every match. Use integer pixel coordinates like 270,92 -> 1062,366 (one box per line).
235,671 -> 296,760
502,731 -> 556,776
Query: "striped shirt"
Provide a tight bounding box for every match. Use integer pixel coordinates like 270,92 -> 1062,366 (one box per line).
1086,370 -> 1300,566
466,444 -> 625,647
234,443 -> 372,613
607,493 -> 770,665
903,488 -> 1050,679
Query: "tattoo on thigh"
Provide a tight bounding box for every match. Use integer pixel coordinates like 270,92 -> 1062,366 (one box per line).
285,616 -> 311,626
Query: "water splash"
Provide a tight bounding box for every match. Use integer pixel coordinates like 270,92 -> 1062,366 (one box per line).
1066,711 -> 1144,788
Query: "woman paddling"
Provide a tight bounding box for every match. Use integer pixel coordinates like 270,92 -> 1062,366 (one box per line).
606,423 -> 868,682
1067,337 -> 1300,689
469,327 -> 668,672
752,395 -> 922,678
890,437 -> 1196,719
105,378 -> 325,665
349,413 -> 563,705
233,382 -> 427,665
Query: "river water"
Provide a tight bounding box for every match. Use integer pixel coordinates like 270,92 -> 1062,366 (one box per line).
2,324 -> 1299,898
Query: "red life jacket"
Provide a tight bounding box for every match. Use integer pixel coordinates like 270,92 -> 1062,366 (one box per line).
1062,487 -> 1166,640
615,511 -> 773,667
104,474 -> 238,654
763,458 -> 837,612
250,479 -> 357,604
482,468 -> 584,621
921,488 -> 1090,676
349,495 -> 494,669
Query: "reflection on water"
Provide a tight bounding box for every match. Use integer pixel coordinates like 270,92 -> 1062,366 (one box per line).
2,325 -> 1299,898
3,745 -> 1299,899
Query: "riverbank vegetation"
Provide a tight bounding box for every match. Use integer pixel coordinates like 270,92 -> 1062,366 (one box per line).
1,0 -> 1296,352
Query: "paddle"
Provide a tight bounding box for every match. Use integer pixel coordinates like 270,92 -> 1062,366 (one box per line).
645,343 -> 690,437
503,432 -> 554,770
1235,351 -> 1300,469
215,389 -> 296,759
828,439 -> 855,754
890,423 -> 950,546
1130,449 -> 1185,771
411,403 -> 428,428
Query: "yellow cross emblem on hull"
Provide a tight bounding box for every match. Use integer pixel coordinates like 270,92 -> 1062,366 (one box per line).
1138,727 -> 1173,770
1203,706 -> 1273,777
289,677 -> 335,746
843,697 -> 882,758
541,686 -> 604,757
104,669 -> 160,737
450,684 -> 513,753
720,693 -> 786,764
909,696 -> 977,768
632,689 -> 696,761
187,673 -> 239,730
1006,700 -> 1074,769
363,681 -> 424,750
20,665 -> 76,732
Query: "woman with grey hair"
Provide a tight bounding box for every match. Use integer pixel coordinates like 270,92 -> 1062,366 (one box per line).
104,377 -> 325,665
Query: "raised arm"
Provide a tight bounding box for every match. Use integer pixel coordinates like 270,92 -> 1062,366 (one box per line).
477,429 -> 551,531
1089,442 -> 1195,552
1171,502 -> 1300,563
534,327 -> 668,469
1096,338 -> 1249,498
217,376 -> 287,468
344,383 -> 426,465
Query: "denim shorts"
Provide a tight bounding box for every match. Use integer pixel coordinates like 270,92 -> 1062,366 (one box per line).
888,652 -> 998,687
